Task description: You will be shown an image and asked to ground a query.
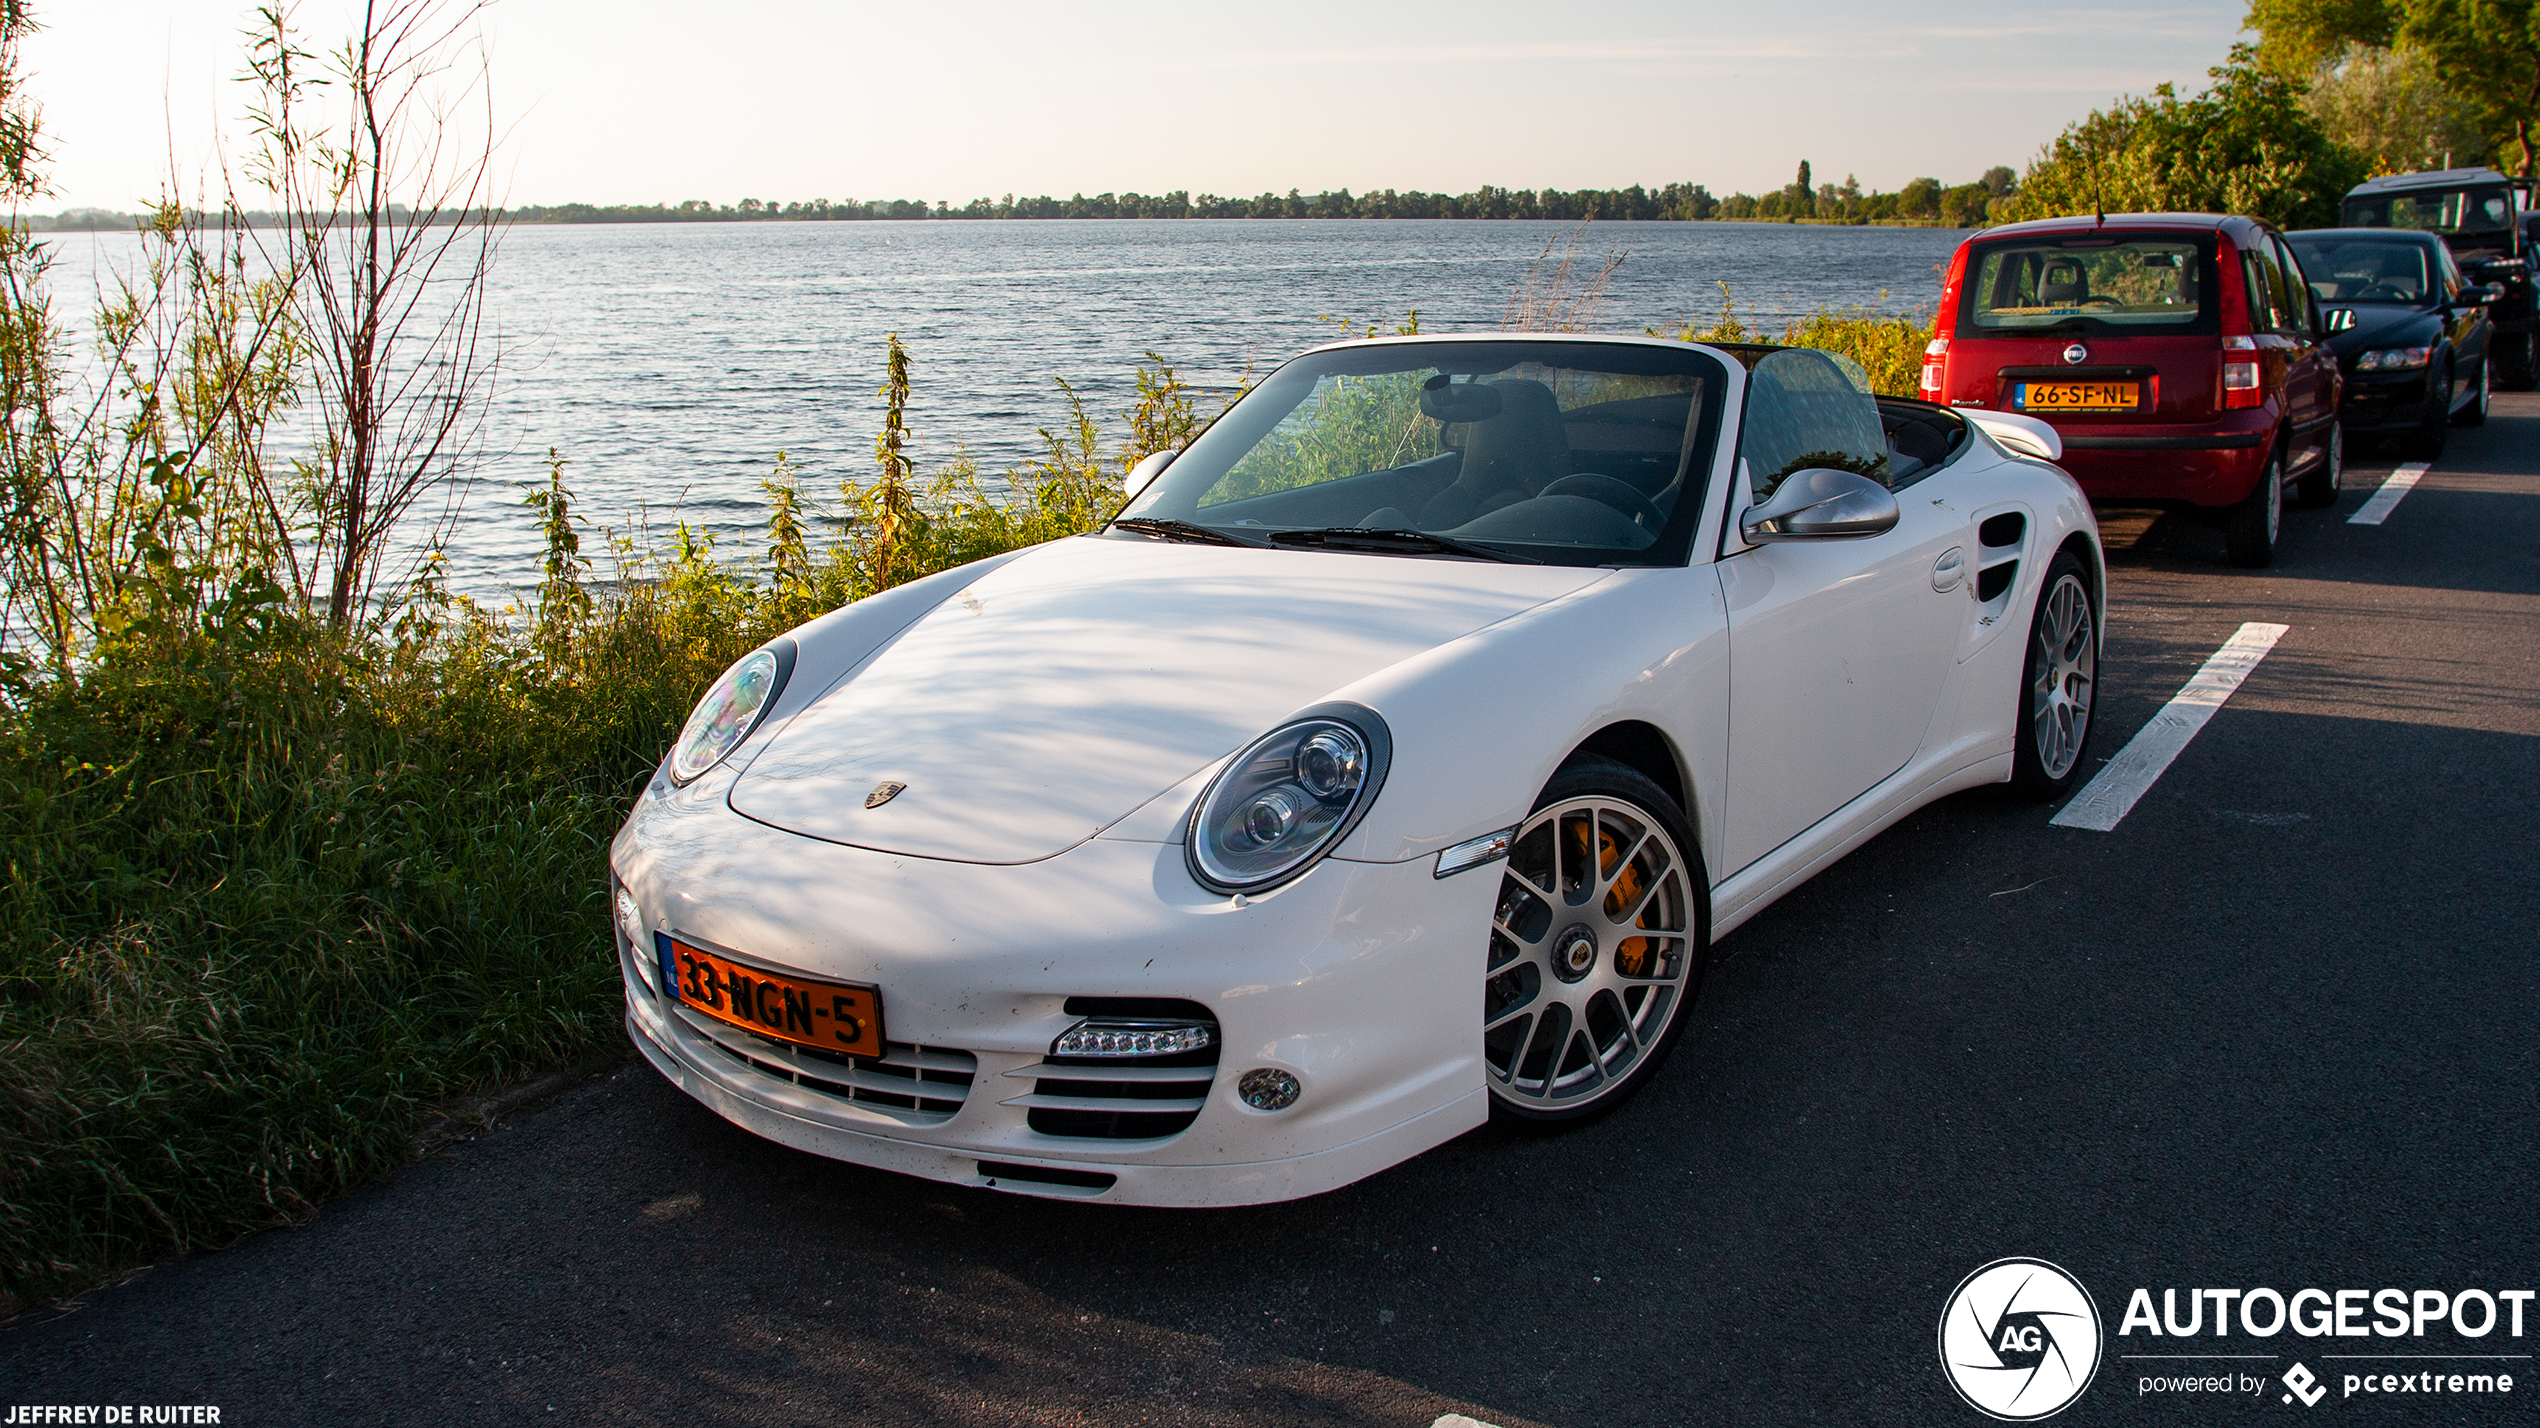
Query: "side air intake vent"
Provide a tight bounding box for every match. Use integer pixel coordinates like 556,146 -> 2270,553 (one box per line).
1006,997 -> 1221,1140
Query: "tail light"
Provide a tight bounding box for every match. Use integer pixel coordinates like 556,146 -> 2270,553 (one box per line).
2222,361 -> 2263,407
1926,244 -> 1970,402
2218,237 -> 2264,408
2222,333 -> 2262,409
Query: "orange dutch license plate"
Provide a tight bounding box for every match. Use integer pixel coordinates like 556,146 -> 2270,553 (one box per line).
664,937 -> 884,1057
2021,381 -> 2138,412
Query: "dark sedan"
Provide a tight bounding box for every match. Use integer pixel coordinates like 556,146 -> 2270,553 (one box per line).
2289,228 -> 2494,458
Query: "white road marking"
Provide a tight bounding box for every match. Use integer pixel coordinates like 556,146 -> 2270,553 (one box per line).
2348,462 -> 2429,525
2051,622 -> 2290,833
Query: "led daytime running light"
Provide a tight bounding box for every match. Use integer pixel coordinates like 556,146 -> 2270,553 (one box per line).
1052,1021 -> 1215,1058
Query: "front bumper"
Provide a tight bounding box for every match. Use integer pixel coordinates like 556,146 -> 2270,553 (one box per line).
611,791 -> 1497,1206
2338,370 -> 2437,434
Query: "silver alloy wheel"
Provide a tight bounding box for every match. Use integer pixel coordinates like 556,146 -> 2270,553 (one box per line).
1485,796 -> 1696,1111
2029,572 -> 2097,781
2264,457 -> 2282,544
2325,422 -> 2342,493
2477,359 -> 2491,417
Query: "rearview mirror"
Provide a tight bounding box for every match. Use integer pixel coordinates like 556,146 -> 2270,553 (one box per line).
1741,468 -> 1900,542
1122,448 -> 1174,501
1419,376 -> 1504,423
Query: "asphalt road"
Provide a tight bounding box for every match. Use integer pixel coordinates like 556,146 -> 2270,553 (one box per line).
8,401 -> 2536,1428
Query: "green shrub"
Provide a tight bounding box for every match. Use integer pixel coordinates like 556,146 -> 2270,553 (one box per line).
1657,286 -> 1938,398
0,335 -> 1208,1312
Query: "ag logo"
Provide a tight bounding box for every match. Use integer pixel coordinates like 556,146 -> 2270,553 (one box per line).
1939,1258 -> 2103,1420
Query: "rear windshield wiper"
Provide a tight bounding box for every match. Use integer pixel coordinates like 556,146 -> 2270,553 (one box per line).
1265,527 -> 1542,564
1109,517 -> 1263,547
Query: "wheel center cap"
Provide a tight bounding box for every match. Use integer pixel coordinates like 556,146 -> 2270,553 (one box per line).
1552,925 -> 1598,983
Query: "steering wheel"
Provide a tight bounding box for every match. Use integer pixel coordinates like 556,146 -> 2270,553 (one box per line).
1540,473 -> 1667,533
2358,283 -> 2412,302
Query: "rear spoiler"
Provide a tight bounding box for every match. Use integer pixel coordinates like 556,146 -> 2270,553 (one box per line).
1963,410 -> 2063,462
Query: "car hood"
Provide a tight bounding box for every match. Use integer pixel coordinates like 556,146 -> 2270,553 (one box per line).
2324,303 -> 2443,358
727,535 -> 1610,863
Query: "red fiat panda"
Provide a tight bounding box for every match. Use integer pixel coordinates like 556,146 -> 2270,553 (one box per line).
1920,213 -> 2343,567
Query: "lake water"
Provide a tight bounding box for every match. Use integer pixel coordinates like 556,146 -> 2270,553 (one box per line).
45,219 -> 1968,599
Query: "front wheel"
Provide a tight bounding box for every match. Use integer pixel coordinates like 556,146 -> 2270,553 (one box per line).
2294,420 -> 2343,508
2405,365 -> 2452,460
2496,331 -> 2536,391
2007,552 -> 2099,800
1485,757 -> 1708,1127
2454,356 -> 2490,427
2223,452 -> 2282,568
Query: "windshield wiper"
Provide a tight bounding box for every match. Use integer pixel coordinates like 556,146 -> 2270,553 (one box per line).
1109,517 -> 1263,547
1265,527 -> 1542,564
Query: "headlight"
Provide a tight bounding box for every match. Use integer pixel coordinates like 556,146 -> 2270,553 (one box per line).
2355,346 -> 2434,372
669,642 -> 794,784
1187,704 -> 1391,894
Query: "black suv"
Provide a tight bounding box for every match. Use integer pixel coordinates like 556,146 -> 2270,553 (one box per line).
2342,167 -> 2536,388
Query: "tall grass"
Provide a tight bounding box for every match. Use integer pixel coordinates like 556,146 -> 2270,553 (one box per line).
0,336 -> 1214,1313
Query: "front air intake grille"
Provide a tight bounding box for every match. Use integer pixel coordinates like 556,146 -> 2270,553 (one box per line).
669,1001 -> 976,1124
978,1160 -> 1118,1194
1007,997 -> 1221,1140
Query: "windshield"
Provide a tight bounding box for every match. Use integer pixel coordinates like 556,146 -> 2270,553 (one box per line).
1959,235 -> 2217,336
2342,187 -> 2514,239
2287,236 -> 2436,304
1115,341 -> 1726,566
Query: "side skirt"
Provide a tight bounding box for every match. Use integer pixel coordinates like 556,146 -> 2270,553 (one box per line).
1707,740 -> 2014,941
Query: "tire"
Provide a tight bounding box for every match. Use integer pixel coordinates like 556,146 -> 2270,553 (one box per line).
2404,365 -> 2451,460
2294,420 -> 2343,508
2223,450 -> 2282,568
2497,331 -> 2536,392
1485,756 -> 1708,1128
2453,355 -> 2490,427
2008,552 -> 2099,801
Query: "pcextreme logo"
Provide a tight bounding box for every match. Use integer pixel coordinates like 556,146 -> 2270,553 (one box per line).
1940,1258 -> 2105,1420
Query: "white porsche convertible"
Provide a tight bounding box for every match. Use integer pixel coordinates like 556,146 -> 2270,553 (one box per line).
611,334 -> 2101,1206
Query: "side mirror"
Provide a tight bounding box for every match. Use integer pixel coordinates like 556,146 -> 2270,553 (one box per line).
1741,468 -> 1900,542
1122,449 -> 1174,501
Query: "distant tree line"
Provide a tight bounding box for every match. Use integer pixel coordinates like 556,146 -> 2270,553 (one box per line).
21,170 -> 2025,232
499,172 -> 2022,226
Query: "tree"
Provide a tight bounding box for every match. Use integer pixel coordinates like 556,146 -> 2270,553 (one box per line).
2397,0 -> 2540,175
1980,165 -> 2019,197
2011,45 -> 2365,228
0,0 -> 39,197
2246,0 -> 2395,74
2245,0 -> 2540,176
2304,42 -> 2486,172
251,0 -> 508,627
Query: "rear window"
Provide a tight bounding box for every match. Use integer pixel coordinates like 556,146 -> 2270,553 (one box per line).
2342,187 -> 2514,240
2286,235 -> 2435,303
1959,234 -> 2218,337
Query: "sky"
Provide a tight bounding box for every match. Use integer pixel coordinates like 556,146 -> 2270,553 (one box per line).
20,0 -> 2247,214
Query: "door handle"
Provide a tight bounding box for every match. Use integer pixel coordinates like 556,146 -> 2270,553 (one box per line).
1931,546 -> 1966,593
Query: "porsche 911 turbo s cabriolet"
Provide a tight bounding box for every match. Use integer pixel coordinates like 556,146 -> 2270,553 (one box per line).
611,334 -> 2104,1206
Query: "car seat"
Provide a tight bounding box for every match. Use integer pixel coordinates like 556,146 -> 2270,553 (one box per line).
1418,379 -> 1570,529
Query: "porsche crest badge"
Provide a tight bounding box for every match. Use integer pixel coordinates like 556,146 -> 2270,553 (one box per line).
865,781 -> 907,809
